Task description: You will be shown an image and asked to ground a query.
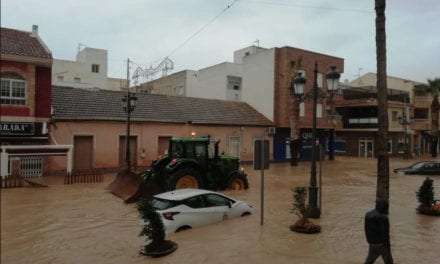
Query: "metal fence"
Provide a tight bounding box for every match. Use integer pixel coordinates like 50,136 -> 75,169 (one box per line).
19,156 -> 43,178
64,169 -> 104,184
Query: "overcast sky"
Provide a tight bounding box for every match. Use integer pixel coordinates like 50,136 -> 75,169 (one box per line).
1,0 -> 439,83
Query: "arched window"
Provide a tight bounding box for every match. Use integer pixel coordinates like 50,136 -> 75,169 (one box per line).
1,73 -> 26,105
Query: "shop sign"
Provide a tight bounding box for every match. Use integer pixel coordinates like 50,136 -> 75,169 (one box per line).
0,122 -> 34,136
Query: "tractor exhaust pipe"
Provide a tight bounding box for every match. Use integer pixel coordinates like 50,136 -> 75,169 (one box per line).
215,140 -> 221,160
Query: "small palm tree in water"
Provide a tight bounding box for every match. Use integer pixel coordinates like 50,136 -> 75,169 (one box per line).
137,198 -> 178,257
416,177 -> 440,216
290,187 -> 321,233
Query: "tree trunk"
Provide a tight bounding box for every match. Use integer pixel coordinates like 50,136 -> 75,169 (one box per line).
375,0 -> 390,203
431,95 -> 439,157
290,92 -> 301,166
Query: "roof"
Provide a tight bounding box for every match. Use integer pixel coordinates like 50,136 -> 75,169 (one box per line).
0,27 -> 52,59
51,86 -> 273,126
154,189 -> 215,201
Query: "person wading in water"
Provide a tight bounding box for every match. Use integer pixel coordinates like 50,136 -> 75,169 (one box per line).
364,200 -> 394,264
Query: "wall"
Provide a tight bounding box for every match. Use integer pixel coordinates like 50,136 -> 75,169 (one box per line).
48,120 -> 271,171
107,77 -> 125,91
52,48 -> 108,90
241,48 -> 276,121
35,66 -> 52,118
1,61 -> 35,120
274,47 -> 345,128
350,73 -> 421,103
188,62 -> 242,100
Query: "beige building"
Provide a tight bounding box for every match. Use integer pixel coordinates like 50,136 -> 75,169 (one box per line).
48,86 -> 273,173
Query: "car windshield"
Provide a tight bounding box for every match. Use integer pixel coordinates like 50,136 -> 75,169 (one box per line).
151,198 -> 175,210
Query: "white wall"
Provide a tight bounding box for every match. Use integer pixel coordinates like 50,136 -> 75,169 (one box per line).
233,46 -> 268,64
186,62 -> 242,100
241,48 -> 275,121
52,48 -> 108,90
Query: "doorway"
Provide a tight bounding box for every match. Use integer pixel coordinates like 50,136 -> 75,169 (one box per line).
359,137 -> 374,158
73,136 -> 93,169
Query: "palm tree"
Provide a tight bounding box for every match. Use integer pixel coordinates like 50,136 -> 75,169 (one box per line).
289,90 -> 301,166
414,78 -> 440,157
375,0 -> 390,203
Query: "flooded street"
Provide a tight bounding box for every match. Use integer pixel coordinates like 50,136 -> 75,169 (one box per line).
2,157 -> 439,264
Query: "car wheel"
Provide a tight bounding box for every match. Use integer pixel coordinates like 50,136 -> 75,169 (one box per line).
167,167 -> 202,190
176,226 -> 192,232
226,173 -> 249,190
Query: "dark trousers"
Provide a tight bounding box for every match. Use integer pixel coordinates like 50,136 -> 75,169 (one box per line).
364,243 -> 394,264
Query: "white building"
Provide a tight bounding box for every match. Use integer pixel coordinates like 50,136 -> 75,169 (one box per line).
52,47 -> 124,91
138,45 -> 276,121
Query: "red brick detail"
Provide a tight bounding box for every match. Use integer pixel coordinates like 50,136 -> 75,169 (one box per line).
1,105 -> 30,116
274,47 -> 344,128
35,66 -> 52,118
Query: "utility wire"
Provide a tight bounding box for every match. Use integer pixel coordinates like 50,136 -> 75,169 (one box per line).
138,0 -> 371,71
166,0 -> 239,58
242,0 -> 373,13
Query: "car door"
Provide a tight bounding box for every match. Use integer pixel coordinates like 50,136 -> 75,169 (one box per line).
202,194 -> 231,223
422,162 -> 440,175
181,195 -> 213,228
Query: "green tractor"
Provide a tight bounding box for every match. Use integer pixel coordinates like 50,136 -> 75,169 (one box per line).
141,137 -> 249,192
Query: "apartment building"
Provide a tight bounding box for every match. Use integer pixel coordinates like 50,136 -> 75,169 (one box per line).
347,73 -> 431,156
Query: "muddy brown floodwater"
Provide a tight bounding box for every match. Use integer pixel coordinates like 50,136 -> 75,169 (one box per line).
1,157 -> 439,264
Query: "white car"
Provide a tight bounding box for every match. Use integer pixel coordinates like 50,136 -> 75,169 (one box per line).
148,188 -> 254,233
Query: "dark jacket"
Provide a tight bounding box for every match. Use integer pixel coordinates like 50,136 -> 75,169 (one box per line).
364,200 -> 390,245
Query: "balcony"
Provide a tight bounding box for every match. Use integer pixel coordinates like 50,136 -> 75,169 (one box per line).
412,118 -> 430,130
413,95 -> 431,108
345,117 -> 378,129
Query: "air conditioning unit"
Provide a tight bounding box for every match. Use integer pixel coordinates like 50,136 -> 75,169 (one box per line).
267,127 -> 276,135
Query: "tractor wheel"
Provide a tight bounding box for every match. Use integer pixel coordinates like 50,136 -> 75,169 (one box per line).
167,168 -> 202,190
226,173 -> 249,190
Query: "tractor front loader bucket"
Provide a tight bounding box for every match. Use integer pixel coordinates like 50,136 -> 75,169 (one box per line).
107,170 -> 162,203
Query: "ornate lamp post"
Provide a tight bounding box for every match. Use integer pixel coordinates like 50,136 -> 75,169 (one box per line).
292,62 -> 340,219
122,80 -> 137,173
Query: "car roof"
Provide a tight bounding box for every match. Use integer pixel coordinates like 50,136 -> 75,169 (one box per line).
154,188 -> 217,201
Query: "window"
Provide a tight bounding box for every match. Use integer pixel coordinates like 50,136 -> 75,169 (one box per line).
299,102 -> 305,117
184,196 -> 205,208
229,136 -> 240,158
387,139 -> 392,154
317,73 -> 323,88
91,64 -> 100,73
1,77 -> 26,105
227,76 -> 242,90
203,194 -> 231,207
392,111 -> 398,122
317,103 -> 323,118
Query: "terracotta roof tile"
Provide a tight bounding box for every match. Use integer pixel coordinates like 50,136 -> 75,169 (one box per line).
52,86 -> 273,127
1,27 -> 52,59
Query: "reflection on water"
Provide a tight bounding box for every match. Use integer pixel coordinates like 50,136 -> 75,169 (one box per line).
2,157 -> 439,264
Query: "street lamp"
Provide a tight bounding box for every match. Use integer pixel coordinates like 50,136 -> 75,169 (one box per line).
292,62 -> 340,218
122,89 -> 137,173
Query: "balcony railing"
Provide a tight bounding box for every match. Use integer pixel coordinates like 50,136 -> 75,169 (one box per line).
412,118 -> 430,130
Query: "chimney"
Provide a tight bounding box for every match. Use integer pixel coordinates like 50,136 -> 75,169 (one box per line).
31,25 -> 38,36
